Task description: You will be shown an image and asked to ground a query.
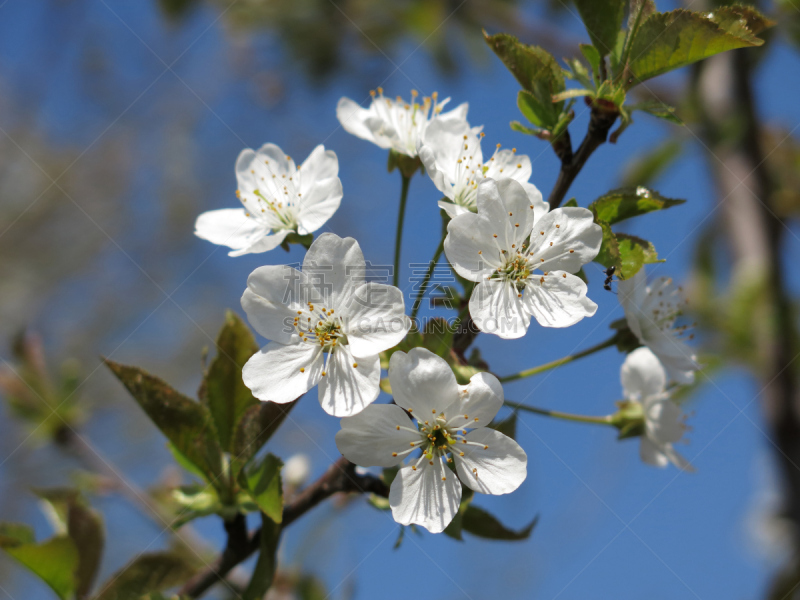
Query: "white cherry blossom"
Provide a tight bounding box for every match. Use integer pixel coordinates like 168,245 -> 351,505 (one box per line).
618,268 -> 699,384
335,347 -> 527,533
444,178 -> 602,339
195,143 -> 342,256
241,233 -> 410,417
336,88 -> 469,157
418,118 -> 548,219
621,347 -> 692,470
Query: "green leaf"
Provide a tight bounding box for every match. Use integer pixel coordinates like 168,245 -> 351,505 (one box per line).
461,505 -> 537,541
510,120 -> 550,138
580,43 -> 602,78
204,311 -> 260,452
614,234 -> 645,279
105,360 -> 224,486
626,9 -> 768,87
629,100 -> 682,125
573,0 -> 627,56
593,220 -> 622,275
563,198 -> 579,208
484,31 -> 565,128
34,488 -> 104,598
231,400 -> 296,474
171,485 -> 223,527
95,552 -> 196,600
589,187 -> 685,225
240,453 -> 284,524
488,413 -> 517,440
618,233 -> 663,265
243,515 -> 281,600
551,88 -> 592,103
0,524 -> 78,600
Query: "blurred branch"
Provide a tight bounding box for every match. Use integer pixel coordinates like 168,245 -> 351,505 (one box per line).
692,19 -> 800,589
178,456 -> 388,598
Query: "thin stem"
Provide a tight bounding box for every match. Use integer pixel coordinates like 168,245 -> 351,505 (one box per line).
393,174 -> 411,288
504,401 -> 613,426
498,335 -> 617,383
410,235 -> 445,320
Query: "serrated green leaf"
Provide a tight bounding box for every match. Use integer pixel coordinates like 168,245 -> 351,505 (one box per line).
580,43 -> 602,78
589,187 -> 685,225
574,0 -> 627,56
617,233 -> 662,265
626,9 -> 768,87
484,31 -> 565,128
0,523 -> 79,600
461,505 -> 537,541
241,453 -> 283,524
204,311 -> 260,452
615,234 -> 645,279
94,552 -> 196,600
243,514 -> 281,600
105,360 -> 224,488
593,220 -> 622,274
629,100 -> 682,124
230,400 -> 296,475
33,488 -> 104,598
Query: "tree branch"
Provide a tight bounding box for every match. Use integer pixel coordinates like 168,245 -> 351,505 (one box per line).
547,102 -> 618,209
179,456 -> 388,598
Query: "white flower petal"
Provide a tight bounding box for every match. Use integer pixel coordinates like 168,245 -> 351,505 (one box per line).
520,181 -> 549,223
444,212 -> 503,281
644,398 -> 684,445
418,118 -> 470,198
318,347 -> 380,417
296,177 -> 343,235
389,460 -> 461,533
194,208 -> 271,253
475,179 -> 535,250
302,233 -> 366,310
446,372 -> 505,428
483,148 -> 531,184
336,404 -> 422,467
527,207 -> 602,273
438,199 -> 472,219
242,341 -> 321,403
388,348 -> 459,416
439,101 -> 469,123
228,229 -> 290,257
241,264 -> 307,343
662,443 -> 694,471
454,428 -> 527,495
336,97 -> 380,145
639,436 -> 669,468
620,347 -> 667,400
344,283 -> 410,358
298,145 -> 338,194
522,271 -> 597,328
469,279 -> 531,340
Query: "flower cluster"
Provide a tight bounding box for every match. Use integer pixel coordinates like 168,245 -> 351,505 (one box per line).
194,88 -> 701,533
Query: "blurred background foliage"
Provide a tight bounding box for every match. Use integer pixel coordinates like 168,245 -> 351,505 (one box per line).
2,0 -> 800,599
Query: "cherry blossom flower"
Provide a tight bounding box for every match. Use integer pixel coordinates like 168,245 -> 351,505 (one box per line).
444,178 -> 602,339
618,268 -> 699,384
418,118 -> 548,219
620,347 -> 692,470
335,347 -> 527,533
336,88 -> 469,157
195,143 -> 342,256
241,233 -> 410,417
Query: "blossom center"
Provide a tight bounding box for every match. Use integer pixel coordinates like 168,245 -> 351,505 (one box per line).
293,303 -> 347,351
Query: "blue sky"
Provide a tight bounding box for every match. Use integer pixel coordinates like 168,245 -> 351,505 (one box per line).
2,1 -> 800,599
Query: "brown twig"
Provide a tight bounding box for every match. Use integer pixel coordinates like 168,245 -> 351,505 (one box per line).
547,102 -> 619,209
179,456 -> 388,598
